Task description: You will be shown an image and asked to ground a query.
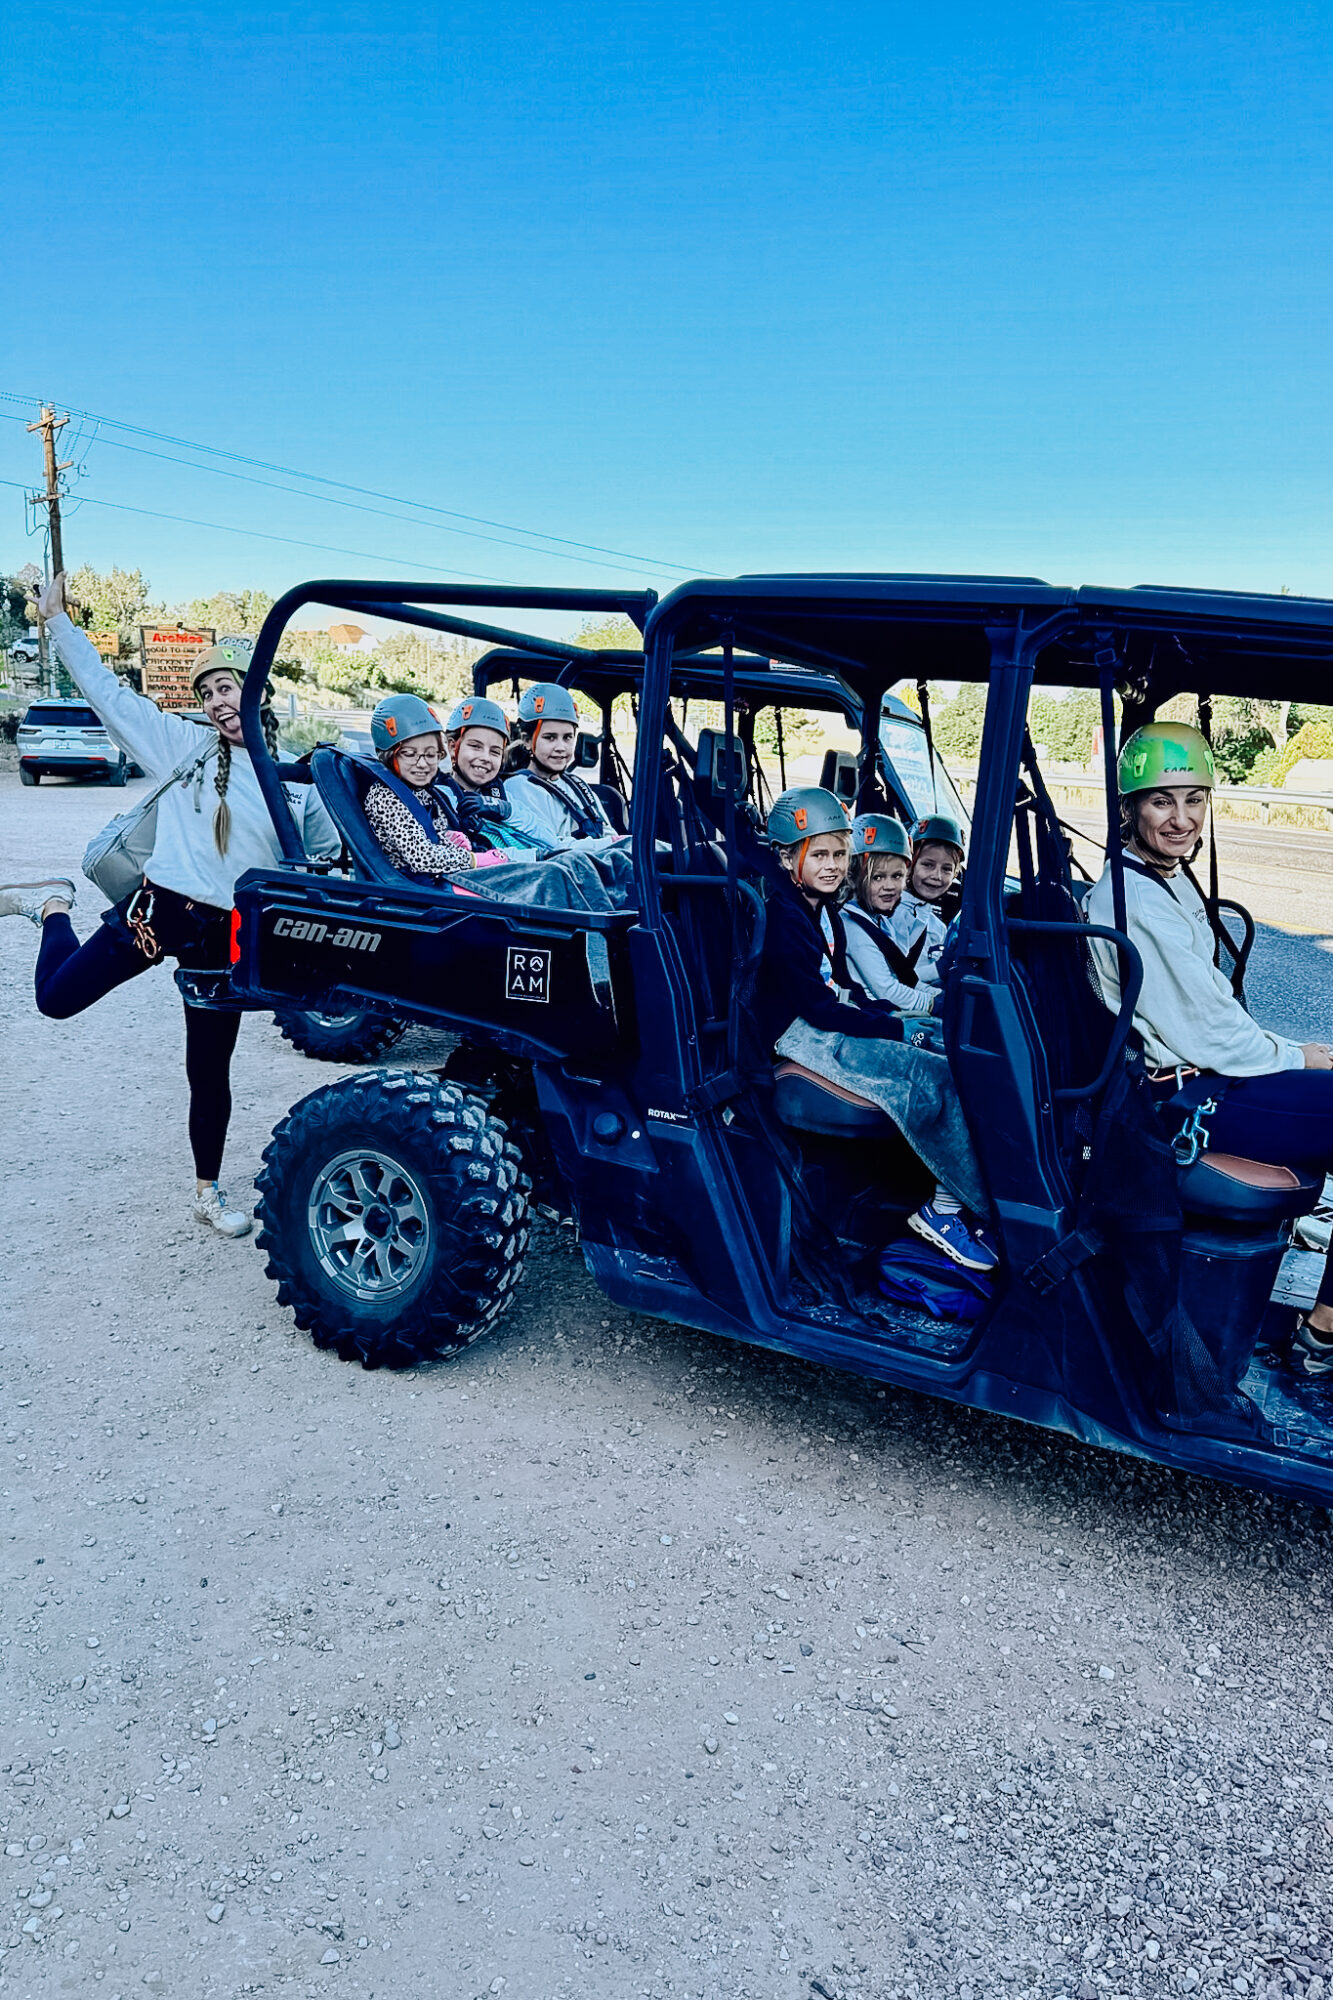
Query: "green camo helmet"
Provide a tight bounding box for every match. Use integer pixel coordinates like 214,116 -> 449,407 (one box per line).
851,813 -> 912,859
1117,721 -> 1214,795
767,786 -> 849,847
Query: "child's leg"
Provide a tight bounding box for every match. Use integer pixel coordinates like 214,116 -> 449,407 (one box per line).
909,1182 -> 996,1271
35,912 -> 152,1020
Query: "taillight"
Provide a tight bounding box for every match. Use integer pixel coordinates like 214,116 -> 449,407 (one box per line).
230,909 -> 242,965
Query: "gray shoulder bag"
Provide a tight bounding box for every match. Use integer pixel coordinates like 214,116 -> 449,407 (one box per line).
82,737 -> 218,904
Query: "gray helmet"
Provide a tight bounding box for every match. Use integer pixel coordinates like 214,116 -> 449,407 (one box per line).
517,682 -> 578,728
851,813 -> 911,860
912,812 -> 965,855
767,786 -> 849,847
370,693 -> 444,755
446,694 -> 510,740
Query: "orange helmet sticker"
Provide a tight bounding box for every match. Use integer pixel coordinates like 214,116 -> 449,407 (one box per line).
461,702 -> 474,721
793,806 -> 808,831
384,715 -> 398,737
864,825 -> 877,845
533,694 -> 545,713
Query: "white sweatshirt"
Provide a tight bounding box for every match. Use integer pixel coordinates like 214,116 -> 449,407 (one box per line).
890,891 -> 950,991
841,904 -> 935,1013
504,767 -> 620,850
1087,853 -> 1303,1076
50,613 -> 339,910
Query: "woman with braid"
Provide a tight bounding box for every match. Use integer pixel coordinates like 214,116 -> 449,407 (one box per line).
0,574 -> 339,1237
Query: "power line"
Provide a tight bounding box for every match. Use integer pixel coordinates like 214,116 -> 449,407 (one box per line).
57,428 -> 661,580
0,474 -> 546,589
0,391 -> 714,576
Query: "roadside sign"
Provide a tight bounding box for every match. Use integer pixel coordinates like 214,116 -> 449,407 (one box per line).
139,625 -> 215,709
90,632 -> 119,659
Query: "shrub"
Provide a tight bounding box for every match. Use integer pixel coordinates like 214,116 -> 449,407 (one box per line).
1272,720 -> 1333,787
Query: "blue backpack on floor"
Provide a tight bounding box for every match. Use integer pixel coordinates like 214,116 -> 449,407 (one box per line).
878,1238 -> 993,1322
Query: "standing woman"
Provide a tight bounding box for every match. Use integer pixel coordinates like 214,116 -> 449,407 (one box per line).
1088,721 -> 1333,1373
0,574 -> 339,1237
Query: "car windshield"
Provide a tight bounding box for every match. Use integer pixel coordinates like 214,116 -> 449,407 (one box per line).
24,705 -> 102,728
879,711 -> 969,832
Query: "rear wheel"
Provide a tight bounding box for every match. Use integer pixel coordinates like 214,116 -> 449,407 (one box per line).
255,1070 -> 530,1368
20,769 -> 37,786
273,1002 -> 408,1064
109,761 -> 129,788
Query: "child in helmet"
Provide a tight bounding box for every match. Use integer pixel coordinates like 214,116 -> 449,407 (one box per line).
759,788 -> 995,1274
841,814 -> 936,1016
504,683 -> 620,849
893,813 -> 965,993
753,788 -> 903,1050
1089,721 -> 1333,1379
439,696 -> 548,858
362,694 -> 479,879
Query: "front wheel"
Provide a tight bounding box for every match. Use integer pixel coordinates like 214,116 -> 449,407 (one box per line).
273,1001 -> 408,1064
255,1071 -> 530,1368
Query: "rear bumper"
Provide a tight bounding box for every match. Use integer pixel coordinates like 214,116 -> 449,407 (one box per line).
19,755 -> 116,777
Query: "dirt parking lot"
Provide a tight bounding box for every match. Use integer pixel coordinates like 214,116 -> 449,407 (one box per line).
2,770 -> 1332,2000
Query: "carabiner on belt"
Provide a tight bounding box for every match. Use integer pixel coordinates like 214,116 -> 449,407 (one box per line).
1172,1096 -> 1219,1167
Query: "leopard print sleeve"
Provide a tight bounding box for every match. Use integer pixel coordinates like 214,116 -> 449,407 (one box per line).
364,783 -> 476,875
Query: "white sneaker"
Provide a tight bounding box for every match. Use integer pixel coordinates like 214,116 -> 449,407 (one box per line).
0,879 -> 76,925
192,1184 -> 253,1239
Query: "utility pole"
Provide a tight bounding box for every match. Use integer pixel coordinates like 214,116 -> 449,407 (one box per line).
28,404 -> 71,695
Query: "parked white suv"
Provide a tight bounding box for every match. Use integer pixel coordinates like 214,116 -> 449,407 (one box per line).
17,699 -> 134,786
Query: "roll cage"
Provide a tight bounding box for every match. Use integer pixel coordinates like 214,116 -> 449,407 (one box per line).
231,571 -> 1333,1506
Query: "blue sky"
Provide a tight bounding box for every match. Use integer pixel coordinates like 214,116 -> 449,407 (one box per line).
3,1 -> 1331,614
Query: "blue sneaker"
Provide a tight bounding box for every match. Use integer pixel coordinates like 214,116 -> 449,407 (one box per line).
908,1203 -> 998,1273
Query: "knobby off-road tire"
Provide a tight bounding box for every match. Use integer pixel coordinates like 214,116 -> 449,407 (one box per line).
255,1070 -> 530,1368
273,1002 -> 408,1065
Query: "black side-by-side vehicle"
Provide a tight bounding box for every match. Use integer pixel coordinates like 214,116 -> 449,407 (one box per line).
204,574 -> 1333,1507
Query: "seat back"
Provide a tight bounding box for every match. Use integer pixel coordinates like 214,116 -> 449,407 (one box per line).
310,748 -> 413,885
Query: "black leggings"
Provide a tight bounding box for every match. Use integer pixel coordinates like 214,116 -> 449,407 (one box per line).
35,894 -> 242,1183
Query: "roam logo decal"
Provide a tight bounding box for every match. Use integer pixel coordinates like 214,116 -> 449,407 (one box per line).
506,947 -> 551,1002
272,916 -> 382,952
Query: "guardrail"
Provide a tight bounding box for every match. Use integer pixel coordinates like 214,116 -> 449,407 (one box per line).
948,767 -> 1333,832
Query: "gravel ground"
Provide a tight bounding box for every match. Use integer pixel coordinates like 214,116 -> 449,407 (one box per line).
2,771 -> 1333,2000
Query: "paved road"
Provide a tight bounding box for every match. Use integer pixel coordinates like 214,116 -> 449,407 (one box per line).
3,772 -> 1333,2000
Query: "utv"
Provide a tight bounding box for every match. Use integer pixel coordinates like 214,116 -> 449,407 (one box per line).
276,633 -> 966,1065
220,574 -> 1333,1507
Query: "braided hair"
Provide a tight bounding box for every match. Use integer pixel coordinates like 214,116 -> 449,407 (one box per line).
211,706 -> 281,856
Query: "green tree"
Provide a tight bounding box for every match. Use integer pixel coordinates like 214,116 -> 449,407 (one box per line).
66,564 -> 153,655
931,683 -> 989,759
1028,690 -> 1102,766
183,587 -> 277,636
0,575 -> 29,650
568,614 -> 643,653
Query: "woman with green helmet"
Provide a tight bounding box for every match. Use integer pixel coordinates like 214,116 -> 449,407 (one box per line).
1089,719 -> 1333,1375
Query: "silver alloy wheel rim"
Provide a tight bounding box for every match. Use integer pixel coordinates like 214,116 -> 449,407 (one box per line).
308,1148 -> 432,1302
308,1008 -> 364,1030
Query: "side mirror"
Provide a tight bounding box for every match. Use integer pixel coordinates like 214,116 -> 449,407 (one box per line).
820,749 -> 858,803
574,730 -> 601,769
